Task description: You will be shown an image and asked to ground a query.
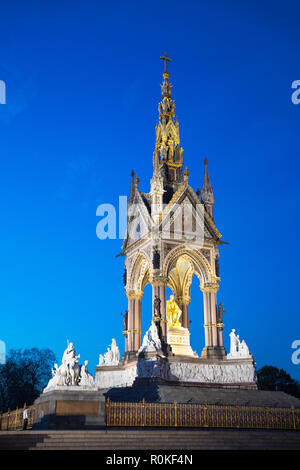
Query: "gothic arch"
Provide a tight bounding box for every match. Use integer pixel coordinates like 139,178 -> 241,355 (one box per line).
127,252 -> 150,292
163,246 -> 214,286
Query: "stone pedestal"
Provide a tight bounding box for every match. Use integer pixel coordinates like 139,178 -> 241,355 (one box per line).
33,388 -> 105,430
167,326 -> 197,357
201,345 -> 227,359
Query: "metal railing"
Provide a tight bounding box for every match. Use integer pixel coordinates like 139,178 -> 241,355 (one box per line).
0,405 -> 35,431
2,400 -> 299,431
105,398 -> 300,430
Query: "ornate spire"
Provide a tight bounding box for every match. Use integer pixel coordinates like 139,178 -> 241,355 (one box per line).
201,158 -> 215,218
153,53 -> 184,199
129,170 -> 135,204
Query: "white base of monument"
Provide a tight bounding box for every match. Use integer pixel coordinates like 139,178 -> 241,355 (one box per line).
95,356 -> 257,390
95,327 -> 256,390
43,385 -> 99,393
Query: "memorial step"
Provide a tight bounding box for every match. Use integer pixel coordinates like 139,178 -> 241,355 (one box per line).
1,429 -> 300,450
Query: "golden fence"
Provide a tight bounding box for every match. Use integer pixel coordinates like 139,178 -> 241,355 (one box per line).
0,405 -> 35,431
105,398 -> 300,430
1,400 -> 299,431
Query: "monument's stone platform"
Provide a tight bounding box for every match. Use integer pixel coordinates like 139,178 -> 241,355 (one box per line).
95,355 -> 257,390
32,379 -> 300,430
104,378 -> 300,408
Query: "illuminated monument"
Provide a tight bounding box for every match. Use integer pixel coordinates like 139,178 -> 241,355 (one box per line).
95,53 -> 256,390
36,55 -> 300,430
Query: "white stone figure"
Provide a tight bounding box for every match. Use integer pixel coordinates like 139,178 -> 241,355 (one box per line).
101,339 -> 120,366
62,342 -> 78,368
80,360 -> 95,387
139,333 -> 151,352
45,364 -> 61,390
228,329 -> 239,356
111,339 -> 120,364
149,323 -> 161,347
56,362 -> 68,386
98,354 -> 105,366
60,342 -> 81,385
44,341 -> 95,391
104,347 -> 113,364
68,355 -> 81,385
240,339 -> 251,357
138,322 -> 162,354
227,329 -> 253,359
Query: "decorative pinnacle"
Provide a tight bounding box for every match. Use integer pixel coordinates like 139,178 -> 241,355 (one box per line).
160,52 -> 171,79
201,157 -> 215,210
134,175 -> 140,186
184,166 -> 189,183
129,170 -> 135,204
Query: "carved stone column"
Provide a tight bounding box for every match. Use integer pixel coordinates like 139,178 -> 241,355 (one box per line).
151,276 -> 168,342
200,283 -> 226,359
134,292 -> 143,351
125,289 -> 143,358
177,295 -> 191,329
202,289 -> 212,348
217,323 -> 224,348
123,331 -> 128,353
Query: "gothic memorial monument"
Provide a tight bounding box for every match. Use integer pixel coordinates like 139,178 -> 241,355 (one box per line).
95,53 -> 256,389
35,55 -> 260,429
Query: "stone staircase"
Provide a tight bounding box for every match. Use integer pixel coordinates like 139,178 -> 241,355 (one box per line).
0,429 -> 300,450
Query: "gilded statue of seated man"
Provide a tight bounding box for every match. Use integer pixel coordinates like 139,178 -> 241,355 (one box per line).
166,295 -> 182,328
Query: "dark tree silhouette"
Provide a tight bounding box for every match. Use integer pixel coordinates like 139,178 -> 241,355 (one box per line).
0,348 -> 56,412
257,365 -> 300,399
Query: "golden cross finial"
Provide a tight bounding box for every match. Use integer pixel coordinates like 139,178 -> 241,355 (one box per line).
160,52 -> 171,75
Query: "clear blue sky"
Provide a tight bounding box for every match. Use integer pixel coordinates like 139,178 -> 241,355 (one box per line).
0,0 -> 299,380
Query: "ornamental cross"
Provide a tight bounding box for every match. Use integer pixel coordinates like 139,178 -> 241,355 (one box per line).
160,52 -> 171,73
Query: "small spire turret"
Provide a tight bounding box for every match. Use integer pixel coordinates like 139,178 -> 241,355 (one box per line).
201,158 -> 215,219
